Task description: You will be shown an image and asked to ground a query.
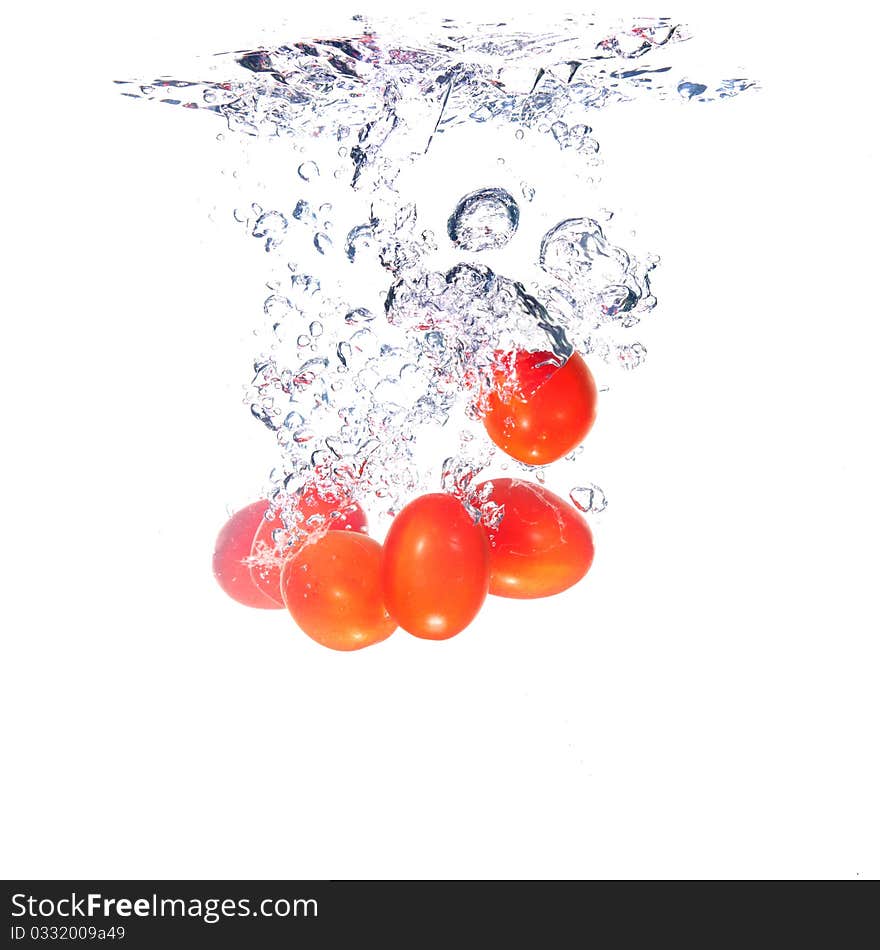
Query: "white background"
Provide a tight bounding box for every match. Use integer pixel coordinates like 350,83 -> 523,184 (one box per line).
2,0 -> 878,879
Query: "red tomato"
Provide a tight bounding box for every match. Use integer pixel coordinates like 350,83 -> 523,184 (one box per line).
482,350 -> 598,465
250,485 -> 368,607
476,478 -> 595,598
280,531 -> 396,651
381,493 -> 490,639
212,501 -> 284,609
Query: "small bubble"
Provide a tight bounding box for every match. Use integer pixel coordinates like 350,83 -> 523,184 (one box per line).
570,484 -> 607,514
551,120 -> 568,147
344,307 -> 374,326
677,80 -> 708,100
616,342 -> 647,370
521,182 -> 535,202
252,210 -> 288,239
216,132 -> 225,142
345,224 -> 373,262
515,129 -> 525,140
263,294 -> 292,320
309,321 -> 323,337
292,199 -> 313,221
313,232 -> 332,255
297,160 -> 320,181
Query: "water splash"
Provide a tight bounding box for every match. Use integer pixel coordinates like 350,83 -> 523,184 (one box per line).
117,14 -> 755,548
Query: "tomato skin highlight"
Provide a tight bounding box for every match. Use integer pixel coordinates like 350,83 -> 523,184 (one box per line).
382,493 -> 490,640
280,531 -> 396,652
476,478 -> 595,599
250,485 -> 368,607
212,501 -> 284,609
482,350 -> 598,466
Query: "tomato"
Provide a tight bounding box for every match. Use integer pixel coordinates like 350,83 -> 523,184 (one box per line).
280,531 -> 396,651
212,501 -> 284,609
482,349 -> 598,465
250,484 -> 368,606
381,493 -> 490,639
476,478 -> 594,598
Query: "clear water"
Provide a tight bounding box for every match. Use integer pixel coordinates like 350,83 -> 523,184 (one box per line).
117,14 -> 755,549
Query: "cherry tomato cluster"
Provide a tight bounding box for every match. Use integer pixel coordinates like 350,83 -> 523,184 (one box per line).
212,347 -> 599,650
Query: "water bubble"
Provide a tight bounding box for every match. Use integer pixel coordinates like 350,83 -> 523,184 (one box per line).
551,120 -> 569,147
678,80 -> 708,100
570,484 -> 607,514
344,307 -> 375,326
481,501 -> 505,530
289,272 -> 321,296
539,218 -> 629,289
616,342 -> 647,370
292,199 -> 314,221
252,211 -> 288,251
309,321 -> 323,338
521,182 -> 535,202
447,187 -> 520,252
344,223 -> 373,262
297,161 -> 320,181
313,232 -> 332,255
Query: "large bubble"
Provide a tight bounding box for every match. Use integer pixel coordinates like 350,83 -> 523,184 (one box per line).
447,188 -> 520,252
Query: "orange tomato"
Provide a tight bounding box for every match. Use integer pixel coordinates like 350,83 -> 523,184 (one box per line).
482,350 -> 598,465
280,531 -> 396,651
381,493 -> 490,639
249,485 -> 368,606
212,501 -> 284,609
476,478 -> 595,598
